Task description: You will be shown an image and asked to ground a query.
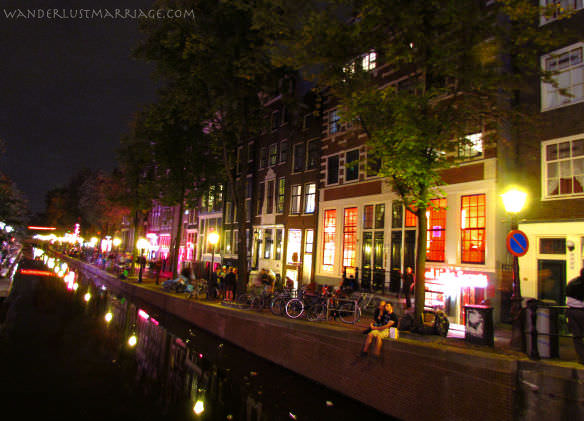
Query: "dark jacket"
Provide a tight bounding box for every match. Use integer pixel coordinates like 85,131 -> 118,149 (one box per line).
567,276 -> 584,301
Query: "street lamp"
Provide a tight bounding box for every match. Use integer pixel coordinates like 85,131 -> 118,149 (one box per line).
501,187 -> 527,351
207,231 -> 220,283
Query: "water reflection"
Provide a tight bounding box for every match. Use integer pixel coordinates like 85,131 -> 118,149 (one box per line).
28,248 -> 391,420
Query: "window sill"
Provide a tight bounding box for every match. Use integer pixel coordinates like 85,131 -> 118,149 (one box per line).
541,97 -> 584,113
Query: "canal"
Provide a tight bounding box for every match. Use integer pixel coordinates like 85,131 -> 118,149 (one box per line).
0,249 -> 393,420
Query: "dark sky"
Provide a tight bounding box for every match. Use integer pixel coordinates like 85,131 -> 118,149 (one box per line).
0,0 -> 158,213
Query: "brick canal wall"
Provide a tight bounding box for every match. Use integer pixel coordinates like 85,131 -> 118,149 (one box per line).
72,259 -> 583,421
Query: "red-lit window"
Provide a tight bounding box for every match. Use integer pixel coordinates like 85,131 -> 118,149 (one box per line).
322,210 -> 337,271
405,208 -> 417,227
461,194 -> 486,264
343,207 -> 358,267
426,198 -> 446,262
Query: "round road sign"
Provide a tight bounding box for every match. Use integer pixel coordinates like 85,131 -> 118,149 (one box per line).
506,230 -> 529,257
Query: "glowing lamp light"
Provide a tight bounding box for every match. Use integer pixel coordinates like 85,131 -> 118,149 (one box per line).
136,237 -> 149,251
128,335 -> 137,347
90,237 -> 98,246
73,282 -> 79,291
501,188 -> 527,214
207,231 -> 219,246
138,309 -> 150,320
113,238 -> 122,247
193,400 -> 205,415
84,292 -> 91,302
105,312 -> 113,323
47,258 -> 55,269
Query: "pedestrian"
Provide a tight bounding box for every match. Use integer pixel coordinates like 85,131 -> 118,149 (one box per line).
567,268 -> 584,364
402,267 -> 414,309
208,267 -> 220,299
224,267 -> 236,301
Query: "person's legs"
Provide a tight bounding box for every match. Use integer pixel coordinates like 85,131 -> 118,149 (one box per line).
568,308 -> 584,363
362,331 -> 375,353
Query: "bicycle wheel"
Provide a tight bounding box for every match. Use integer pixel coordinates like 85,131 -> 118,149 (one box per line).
270,297 -> 286,316
285,298 -> 304,319
236,293 -> 253,308
251,296 -> 264,311
306,303 -> 326,321
339,302 -> 358,324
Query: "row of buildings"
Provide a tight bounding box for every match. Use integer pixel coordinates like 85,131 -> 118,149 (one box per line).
117,4 -> 584,325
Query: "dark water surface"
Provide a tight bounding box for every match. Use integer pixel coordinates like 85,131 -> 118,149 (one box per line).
0,251 -> 393,420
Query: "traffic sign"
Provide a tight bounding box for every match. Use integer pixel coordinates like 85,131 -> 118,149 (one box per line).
506,230 -> 529,257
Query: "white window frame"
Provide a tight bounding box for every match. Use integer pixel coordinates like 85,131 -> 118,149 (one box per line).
541,42 -> 584,111
304,183 -> 316,214
540,0 -> 584,25
362,50 -> 377,71
291,185 -> 302,214
541,134 -> 584,199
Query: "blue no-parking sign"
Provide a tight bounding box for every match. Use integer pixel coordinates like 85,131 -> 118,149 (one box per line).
506,230 -> 529,257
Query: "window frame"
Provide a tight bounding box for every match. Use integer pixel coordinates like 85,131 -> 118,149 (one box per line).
326,155 -> 340,185
460,194 -> 486,265
293,142 -> 306,173
542,135 -> 584,199
291,184 -> 302,214
541,42 -> 584,111
304,183 -> 316,214
345,149 -> 360,182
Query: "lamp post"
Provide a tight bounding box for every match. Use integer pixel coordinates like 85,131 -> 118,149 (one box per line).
501,188 -> 528,351
207,231 -> 220,283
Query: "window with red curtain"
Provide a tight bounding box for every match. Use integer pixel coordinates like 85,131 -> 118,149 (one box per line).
426,198 -> 446,262
405,208 -> 417,227
322,210 -> 337,271
461,194 -> 486,264
343,208 -> 358,267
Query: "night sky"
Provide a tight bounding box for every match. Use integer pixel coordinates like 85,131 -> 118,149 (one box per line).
0,0 -> 158,213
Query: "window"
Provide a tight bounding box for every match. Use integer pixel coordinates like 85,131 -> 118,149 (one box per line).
345,149 -> 360,181
275,229 -> 283,260
225,202 -> 233,223
327,155 -> 339,184
280,141 -> 288,163
269,143 -> 279,166
539,238 -> 566,254
329,110 -> 341,134
307,140 -> 319,170
304,183 -> 316,214
543,137 -> 584,197
291,185 -> 302,214
426,198 -> 446,262
343,208 -> 358,267
391,202 -> 403,229
541,1 -> 584,24
233,230 -> 238,254
257,182 -> 264,215
367,152 -> 381,177
363,205 -> 374,229
459,133 -> 483,161
362,50 -> 377,71
224,230 -> 232,253
405,208 -> 417,227
293,143 -> 305,172
322,210 -> 337,272
541,43 -> 584,111
287,229 -> 302,264
277,178 -> 285,213
260,147 -> 268,169
267,180 -> 274,214
363,204 -> 384,229
303,113 -> 312,130
305,229 -> 314,254
461,194 -> 486,264
264,229 -> 272,259
271,110 -> 280,130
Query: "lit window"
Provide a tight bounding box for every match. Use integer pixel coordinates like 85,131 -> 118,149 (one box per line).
287,229 -> 302,264
322,210 -> 337,272
304,183 -> 316,214
224,230 -> 232,253
461,194 -> 486,264
264,229 -> 273,259
305,229 -> 314,254
405,208 -> 417,228
362,50 -> 377,71
541,43 -> 584,111
275,229 -> 283,260
459,133 -> 483,161
343,207 -> 358,268
291,185 -> 302,214
329,110 -> 341,134
426,199 -> 446,262
277,178 -> 285,213
541,0 -> 584,24
543,137 -> 584,197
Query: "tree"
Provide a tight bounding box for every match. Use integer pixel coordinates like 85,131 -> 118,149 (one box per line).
255,0 -> 561,323
0,172 -> 29,236
135,0 -> 289,285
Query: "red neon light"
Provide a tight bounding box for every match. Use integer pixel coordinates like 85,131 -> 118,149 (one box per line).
20,269 -> 54,276
28,226 -> 57,230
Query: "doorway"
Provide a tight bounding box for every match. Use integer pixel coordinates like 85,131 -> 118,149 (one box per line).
537,259 -> 566,305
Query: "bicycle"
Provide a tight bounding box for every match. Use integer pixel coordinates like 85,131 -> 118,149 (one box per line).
270,288 -> 296,316
285,288 -> 328,320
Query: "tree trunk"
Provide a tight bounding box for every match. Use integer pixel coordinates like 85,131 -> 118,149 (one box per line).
414,205 -> 428,325
170,194 -> 185,279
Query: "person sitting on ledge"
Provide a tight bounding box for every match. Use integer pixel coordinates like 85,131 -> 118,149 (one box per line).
361,302 -> 398,359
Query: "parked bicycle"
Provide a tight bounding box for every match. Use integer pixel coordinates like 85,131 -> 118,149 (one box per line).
270,288 -> 296,316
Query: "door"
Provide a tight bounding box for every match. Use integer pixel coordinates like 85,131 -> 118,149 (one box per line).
537,259 -> 566,305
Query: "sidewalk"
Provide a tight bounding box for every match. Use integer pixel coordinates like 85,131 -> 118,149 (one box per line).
87,260 -> 582,367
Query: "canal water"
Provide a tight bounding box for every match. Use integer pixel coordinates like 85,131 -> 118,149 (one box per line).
0,250 -> 393,420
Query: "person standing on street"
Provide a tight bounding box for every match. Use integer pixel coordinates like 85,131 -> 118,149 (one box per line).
402,267 -> 414,309
567,268 -> 584,364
